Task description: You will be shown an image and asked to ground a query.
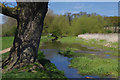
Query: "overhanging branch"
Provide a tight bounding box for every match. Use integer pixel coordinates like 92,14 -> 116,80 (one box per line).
0,3 -> 18,19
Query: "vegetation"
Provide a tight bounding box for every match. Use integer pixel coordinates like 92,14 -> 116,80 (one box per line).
1,36 -> 52,60
1,10 -> 119,38
2,36 -> 14,50
1,37 -> 66,79
2,51 -> 66,79
42,10 -> 119,39
59,48 -> 118,78
104,16 -> 119,33
69,56 -> 118,77
1,36 -> 66,79
1,6 -> 119,79
58,36 -> 118,52
58,36 -> 118,77
70,15 -> 106,35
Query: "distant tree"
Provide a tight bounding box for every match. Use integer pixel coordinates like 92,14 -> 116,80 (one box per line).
47,15 -> 70,40
43,9 -> 55,35
104,16 -> 119,33
64,12 -> 72,25
71,15 -> 106,35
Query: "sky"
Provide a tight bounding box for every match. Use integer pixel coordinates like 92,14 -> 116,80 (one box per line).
0,1 -> 119,24
48,2 -> 118,16
0,0 -> 120,2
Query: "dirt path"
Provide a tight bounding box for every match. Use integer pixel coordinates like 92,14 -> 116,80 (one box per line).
0,47 -> 11,55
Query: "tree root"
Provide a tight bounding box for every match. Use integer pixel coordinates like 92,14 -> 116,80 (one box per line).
2,56 -> 44,73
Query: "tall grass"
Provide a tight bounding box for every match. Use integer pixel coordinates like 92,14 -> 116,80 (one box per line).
69,56 -> 118,77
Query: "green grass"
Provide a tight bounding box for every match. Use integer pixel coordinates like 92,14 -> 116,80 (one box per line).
2,61 -> 66,78
1,36 -> 52,50
2,36 -> 14,50
69,57 -> 118,78
1,36 -> 118,78
59,48 -> 118,78
1,36 -> 66,79
59,48 -> 96,57
2,51 -> 66,79
58,36 -> 118,52
58,36 -> 118,78
1,36 -> 52,60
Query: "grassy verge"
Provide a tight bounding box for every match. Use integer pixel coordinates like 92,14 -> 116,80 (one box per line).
59,48 -> 118,78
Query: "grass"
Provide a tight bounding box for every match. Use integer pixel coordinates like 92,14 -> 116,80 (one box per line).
59,48 -> 118,78
69,56 -> 118,78
1,36 -> 52,50
1,36 -> 118,78
1,36 -> 66,79
58,36 -> 118,52
2,51 -> 66,79
58,36 -> 118,78
2,36 -> 14,50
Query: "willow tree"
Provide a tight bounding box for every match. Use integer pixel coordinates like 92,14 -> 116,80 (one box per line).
0,1 -> 48,71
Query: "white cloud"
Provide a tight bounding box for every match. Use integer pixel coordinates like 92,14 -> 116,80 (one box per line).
74,6 -> 83,9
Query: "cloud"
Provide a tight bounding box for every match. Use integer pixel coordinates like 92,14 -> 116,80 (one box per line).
74,6 -> 83,9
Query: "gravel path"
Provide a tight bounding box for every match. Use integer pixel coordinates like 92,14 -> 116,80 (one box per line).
78,33 -> 118,42
0,47 -> 11,55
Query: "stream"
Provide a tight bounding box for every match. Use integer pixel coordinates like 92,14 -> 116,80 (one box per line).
39,41 -> 113,78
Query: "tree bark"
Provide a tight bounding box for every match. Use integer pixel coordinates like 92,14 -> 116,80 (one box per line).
2,2 -> 48,71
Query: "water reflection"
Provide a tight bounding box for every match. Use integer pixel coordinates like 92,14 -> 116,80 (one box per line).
40,41 -> 99,78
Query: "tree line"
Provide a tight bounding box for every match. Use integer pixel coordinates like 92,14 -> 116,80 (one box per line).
42,10 -> 119,38
1,10 -> 120,37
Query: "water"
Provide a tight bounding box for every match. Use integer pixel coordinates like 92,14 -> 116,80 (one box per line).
40,41 -> 100,78
40,41 -> 96,51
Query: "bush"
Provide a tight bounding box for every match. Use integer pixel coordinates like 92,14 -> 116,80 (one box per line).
70,15 -> 106,35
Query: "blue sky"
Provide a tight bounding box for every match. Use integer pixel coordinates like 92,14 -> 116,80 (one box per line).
0,2 -> 118,24
48,2 -> 118,16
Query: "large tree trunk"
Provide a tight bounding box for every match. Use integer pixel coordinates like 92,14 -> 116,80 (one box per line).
2,2 -> 48,71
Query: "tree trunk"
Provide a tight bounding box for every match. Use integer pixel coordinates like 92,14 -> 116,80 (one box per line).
2,2 -> 48,71
114,26 -> 117,33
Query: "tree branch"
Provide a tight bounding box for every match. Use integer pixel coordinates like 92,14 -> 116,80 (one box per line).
0,3 -> 18,19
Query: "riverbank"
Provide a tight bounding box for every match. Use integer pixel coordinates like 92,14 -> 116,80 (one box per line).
59,49 -> 118,78
1,36 -> 66,79
58,35 -> 118,78
2,51 -> 66,79
1,35 -> 118,78
59,34 -> 118,78
58,35 -> 118,52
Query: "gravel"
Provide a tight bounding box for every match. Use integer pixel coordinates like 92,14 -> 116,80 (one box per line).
78,33 -> 118,42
